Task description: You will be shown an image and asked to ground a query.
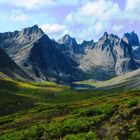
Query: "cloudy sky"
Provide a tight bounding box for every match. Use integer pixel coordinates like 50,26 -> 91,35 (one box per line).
0,0 -> 140,42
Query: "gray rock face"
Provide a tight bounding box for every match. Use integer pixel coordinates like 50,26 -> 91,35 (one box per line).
57,35 -> 94,64
0,48 -> 30,80
123,31 -> 139,46
80,40 -> 94,54
58,34 -> 78,54
133,46 -> 140,60
0,25 -> 139,82
0,25 -> 84,82
0,25 -> 45,77
0,25 -> 44,61
0,25 -> 46,80
58,34 -> 94,55
123,32 -> 140,60
26,34 -> 83,82
57,35 -> 80,63
80,32 -> 138,80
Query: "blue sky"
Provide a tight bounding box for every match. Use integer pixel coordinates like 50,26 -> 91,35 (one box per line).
0,0 -> 140,42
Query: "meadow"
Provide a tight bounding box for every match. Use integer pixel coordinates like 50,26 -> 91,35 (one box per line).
0,78 -> 140,140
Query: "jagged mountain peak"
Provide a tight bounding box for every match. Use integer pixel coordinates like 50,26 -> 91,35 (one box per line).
0,25 -> 44,44
0,25 -> 46,66
123,31 -> 139,46
63,34 -> 74,40
20,25 -> 44,36
17,25 -> 45,44
99,32 -> 119,42
80,40 -> 94,51
63,34 -> 71,38
96,33 -> 120,50
22,24 -> 41,31
124,31 -> 137,37
58,34 -> 77,45
103,32 -> 108,37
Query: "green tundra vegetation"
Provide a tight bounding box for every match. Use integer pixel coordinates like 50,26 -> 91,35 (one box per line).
0,78 -> 140,140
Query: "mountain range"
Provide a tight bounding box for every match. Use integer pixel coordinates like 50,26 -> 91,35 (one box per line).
0,25 -> 140,83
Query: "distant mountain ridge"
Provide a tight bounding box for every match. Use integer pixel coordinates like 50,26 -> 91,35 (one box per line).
0,25 -> 140,82
80,32 -> 138,80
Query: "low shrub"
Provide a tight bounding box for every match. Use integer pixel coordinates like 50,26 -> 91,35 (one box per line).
74,104 -> 116,117
64,131 -> 97,140
128,99 -> 138,108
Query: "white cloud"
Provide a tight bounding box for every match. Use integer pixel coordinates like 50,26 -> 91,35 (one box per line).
11,0 -> 79,9
112,25 -> 124,32
9,13 -> 29,21
125,0 -> 140,11
41,0 -> 140,41
74,27 -> 95,42
12,0 -> 51,9
1,0 -> 140,42
123,0 -> 140,21
40,23 -> 66,34
64,0 -> 140,41
95,22 -> 107,33
65,0 -> 121,40
66,0 -> 121,24
80,0 -> 120,19
65,14 -> 73,24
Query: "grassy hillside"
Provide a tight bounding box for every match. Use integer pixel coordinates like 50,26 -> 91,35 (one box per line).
0,78 -> 140,140
75,68 -> 140,90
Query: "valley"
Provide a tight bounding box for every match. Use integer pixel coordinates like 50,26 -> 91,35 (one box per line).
0,76 -> 140,140
0,25 -> 140,139
0,0 -> 140,139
